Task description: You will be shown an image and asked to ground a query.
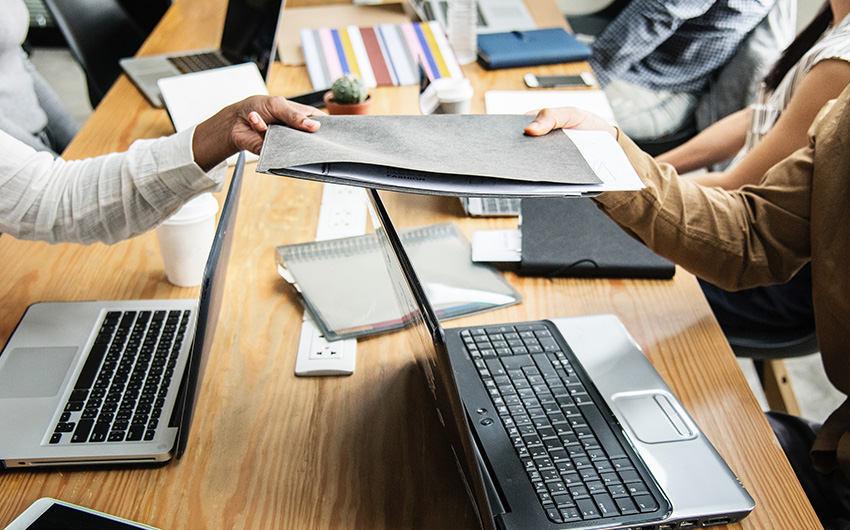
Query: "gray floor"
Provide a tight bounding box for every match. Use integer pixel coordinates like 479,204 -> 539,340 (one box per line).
28,46 -> 846,425
29,46 -> 92,127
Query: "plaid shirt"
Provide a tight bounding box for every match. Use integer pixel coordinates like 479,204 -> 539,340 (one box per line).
589,0 -> 775,93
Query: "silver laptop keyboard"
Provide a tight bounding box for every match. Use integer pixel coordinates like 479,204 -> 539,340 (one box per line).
460,322 -> 662,524
50,309 -> 190,445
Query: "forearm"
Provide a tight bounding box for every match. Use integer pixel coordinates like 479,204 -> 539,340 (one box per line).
594,133 -> 812,290
689,132 -> 799,189
193,107 -> 240,172
0,129 -> 224,244
656,108 -> 750,174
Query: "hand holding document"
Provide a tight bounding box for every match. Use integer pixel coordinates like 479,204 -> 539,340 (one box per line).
485,89 -> 618,125
257,114 -> 643,197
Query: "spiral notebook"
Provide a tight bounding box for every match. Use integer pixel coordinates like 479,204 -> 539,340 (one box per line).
275,222 -> 521,340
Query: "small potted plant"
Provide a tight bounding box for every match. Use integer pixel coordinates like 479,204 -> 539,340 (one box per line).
324,73 -> 371,115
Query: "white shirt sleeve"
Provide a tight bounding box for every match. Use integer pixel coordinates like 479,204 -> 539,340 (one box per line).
0,127 -> 227,244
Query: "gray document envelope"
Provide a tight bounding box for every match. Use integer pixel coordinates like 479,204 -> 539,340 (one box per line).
257,114 -> 641,197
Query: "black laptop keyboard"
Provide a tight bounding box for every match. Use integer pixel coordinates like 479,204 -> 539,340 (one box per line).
50,309 -> 190,445
459,323 -> 661,524
167,51 -> 231,74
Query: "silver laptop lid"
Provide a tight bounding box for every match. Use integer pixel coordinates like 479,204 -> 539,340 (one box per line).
173,152 -> 246,459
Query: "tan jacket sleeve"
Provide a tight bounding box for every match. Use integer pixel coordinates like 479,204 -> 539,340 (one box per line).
592,125 -> 814,292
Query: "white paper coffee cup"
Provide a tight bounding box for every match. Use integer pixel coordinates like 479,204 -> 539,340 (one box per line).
156,192 -> 219,287
432,78 -> 474,114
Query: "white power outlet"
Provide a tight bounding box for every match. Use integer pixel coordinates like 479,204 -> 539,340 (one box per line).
316,207 -> 354,237
295,320 -> 356,376
293,184 -> 365,377
314,186 -> 368,241
309,342 -> 342,360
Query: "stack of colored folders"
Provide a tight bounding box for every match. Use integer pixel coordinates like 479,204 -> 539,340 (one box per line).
300,21 -> 464,90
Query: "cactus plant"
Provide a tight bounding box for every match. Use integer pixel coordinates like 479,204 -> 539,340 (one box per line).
330,74 -> 369,104
324,73 -> 372,115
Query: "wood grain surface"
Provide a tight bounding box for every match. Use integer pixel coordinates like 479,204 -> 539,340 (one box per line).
0,0 -> 822,528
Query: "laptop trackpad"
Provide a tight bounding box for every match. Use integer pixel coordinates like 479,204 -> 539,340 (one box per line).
613,393 -> 696,444
0,347 -> 76,398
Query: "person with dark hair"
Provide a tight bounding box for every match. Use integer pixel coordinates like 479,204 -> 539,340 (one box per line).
655,0 -> 850,338
659,1 -> 850,187
523,85 -> 850,528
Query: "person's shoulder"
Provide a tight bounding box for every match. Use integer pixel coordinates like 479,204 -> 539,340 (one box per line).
809,85 -> 850,141
807,14 -> 850,61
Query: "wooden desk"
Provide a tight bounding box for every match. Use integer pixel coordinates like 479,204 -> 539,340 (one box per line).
0,0 -> 821,528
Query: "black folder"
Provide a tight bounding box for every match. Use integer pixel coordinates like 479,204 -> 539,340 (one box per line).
519,197 -> 675,279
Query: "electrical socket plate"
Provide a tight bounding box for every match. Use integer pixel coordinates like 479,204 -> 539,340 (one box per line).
314,185 -> 368,241
293,184 -> 366,377
294,320 -> 357,376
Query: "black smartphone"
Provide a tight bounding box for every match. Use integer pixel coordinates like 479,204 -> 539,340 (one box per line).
4,499 -> 159,530
523,72 -> 595,88
287,88 -> 328,108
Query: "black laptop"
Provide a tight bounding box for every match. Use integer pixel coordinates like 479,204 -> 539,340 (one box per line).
366,188 -> 754,529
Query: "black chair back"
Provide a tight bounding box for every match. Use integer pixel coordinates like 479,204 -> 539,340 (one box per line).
42,0 -> 150,107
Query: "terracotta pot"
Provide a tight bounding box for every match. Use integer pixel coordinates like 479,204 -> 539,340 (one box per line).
323,91 -> 372,115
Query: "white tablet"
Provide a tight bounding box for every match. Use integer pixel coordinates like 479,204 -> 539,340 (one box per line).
4,499 -> 159,530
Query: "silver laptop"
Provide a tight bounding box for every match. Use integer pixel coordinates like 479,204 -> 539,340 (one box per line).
0,153 -> 245,468
366,188 -> 754,529
408,0 -> 537,34
120,0 -> 284,108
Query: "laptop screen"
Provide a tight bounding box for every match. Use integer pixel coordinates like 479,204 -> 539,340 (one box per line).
220,0 -> 285,78
174,152 -> 246,458
366,189 -> 497,530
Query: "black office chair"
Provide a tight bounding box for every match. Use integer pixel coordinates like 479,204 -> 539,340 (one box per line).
117,0 -> 171,34
42,0 -> 148,108
563,0 -> 630,38
726,327 -> 819,416
633,120 -> 697,157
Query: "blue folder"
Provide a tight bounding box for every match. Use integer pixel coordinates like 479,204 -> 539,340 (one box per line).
476,27 -> 592,70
